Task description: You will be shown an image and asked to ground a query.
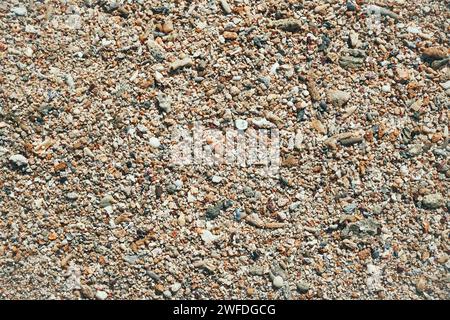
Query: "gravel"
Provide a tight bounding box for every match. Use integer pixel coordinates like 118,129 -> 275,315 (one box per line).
0,0 -> 448,301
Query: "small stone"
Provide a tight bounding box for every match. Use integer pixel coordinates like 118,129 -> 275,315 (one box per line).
342,218 -> 380,238
169,57 -> 193,72
422,46 -> 448,60
95,290 -> 108,300
339,55 -> 364,69
201,230 -> 217,244
23,47 -> 33,58
206,202 -> 224,219
229,86 -> 240,96
440,81 -> 450,90
154,71 -> 164,83
234,208 -> 244,221
407,144 -> 423,157
48,232 -> 57,241
252,117 -> 274,128
349,32 -> 360,48
177,213 -> 186,226
0,147 -> 8,156
155,185 -> 164,198
84,147 -> 94,158
270,19 -> 302,32
422,193 -> 444,209
346,1 -> 357,11
149,137 -> 161,148
99,195 -> 114,208
66,192 -> 79,201
170,282 -> 182,293
343,203 -> 357,214
366,5 -> 400,20
161,20 -> 174,34
147,271 -> 161,282
155,284 -> 165,295
156,93 -> 171,113
212,175 -> 222,183
9,154 -> 28,167
80,285 -> 94,299
436,254 -> 448,264
406,26 -> 421,34
342,239 -> 358,250
11,6 -> 27,16
123,255 -> 139,264
219,0 -> 232,14
273,276 -> 284,288
395,67 -> 410,83
235,119 -> 248,130
223,31 -> 238,40
416,277 -> 427,293
166,184 -> 177,194
296,281 -> 310,294
328,90 -> 351,108
311,119 -> 326,134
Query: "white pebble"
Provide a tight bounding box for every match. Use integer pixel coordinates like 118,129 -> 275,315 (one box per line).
11,6 -> 27,16
9,154 -> 28,167
382,85 -> 391,92
95,290 -> 108,300
170,282 -> 182,293
235,119 -> 248,131
149,137 -> 161,148
212,175 -> 222,183
273,276 -> 284,288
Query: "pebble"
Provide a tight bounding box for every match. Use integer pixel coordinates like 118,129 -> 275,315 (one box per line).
346,1 -> 357,11
99,195 -> 114,208
154,284 -> 165,295
170,282 -> 182,293
235,119 -> 248,131
212,175 -> 222,183
66,192 -> 79,201
296,281 -> 311,294
339,56 -> 364,69
422,193 -> 444,209
201,230 -> 217,244
395,67 -> 411,83
95,290 -> 108,300
422,47 -> 448,60
219,0 -> 232,14
349,32 -> 360,48
440,81 -> 450,90
149,137 -> 161,148
328,90 -> 351,108
169,57 -> 193,72
272,276 -> 284,289
382,85 -> 391,92
156,93 -> 171,113
9,154 -> 28,167
366,5 -> 400,20
161,20 -> 174,34
223,31 -> 238,41
416,277 -> 427,293
270,19 -> 303,32
11,6 -> 27,16
147,271 -> 161,282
